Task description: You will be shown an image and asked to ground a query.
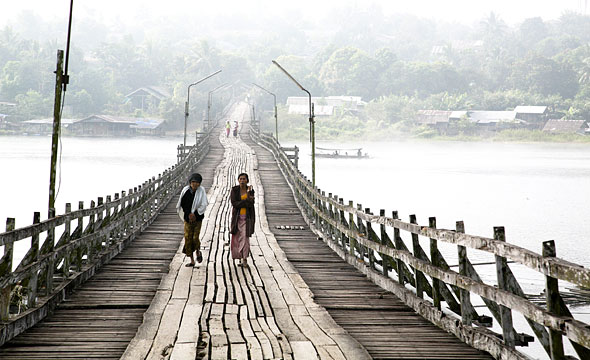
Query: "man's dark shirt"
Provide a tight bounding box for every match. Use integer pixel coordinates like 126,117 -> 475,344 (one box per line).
181,189 -> 205,223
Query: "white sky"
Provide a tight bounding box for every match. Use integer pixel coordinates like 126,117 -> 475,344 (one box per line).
0,0 -> 586,26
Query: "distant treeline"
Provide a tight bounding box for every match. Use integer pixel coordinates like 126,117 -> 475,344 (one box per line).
1,10 -> 590,139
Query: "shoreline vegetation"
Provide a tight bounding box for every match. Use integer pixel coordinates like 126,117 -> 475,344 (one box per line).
3,12 -> 590,144
258,110 -> 590,144
4,123 -> 590,144
282,129 -> 590,144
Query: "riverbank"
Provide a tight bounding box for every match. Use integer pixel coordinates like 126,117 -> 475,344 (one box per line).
270,126 -> 590,144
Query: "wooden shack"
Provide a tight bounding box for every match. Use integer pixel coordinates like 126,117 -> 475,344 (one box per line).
542,119 -> 588,134
124,86 -> 171,112
69,115 -> 136,136
514,105 -> 548,127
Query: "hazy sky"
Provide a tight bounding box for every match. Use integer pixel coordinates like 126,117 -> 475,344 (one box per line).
1,0 -> 587,26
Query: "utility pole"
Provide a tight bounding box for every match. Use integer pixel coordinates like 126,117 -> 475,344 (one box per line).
48,0 -> 74,218
48,51 -> 64,218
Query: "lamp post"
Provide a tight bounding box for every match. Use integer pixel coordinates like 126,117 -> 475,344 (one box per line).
184,69 -> 222,152
207,83 -> 228,131
272,60 -> 315,186
252,82 -> 278,142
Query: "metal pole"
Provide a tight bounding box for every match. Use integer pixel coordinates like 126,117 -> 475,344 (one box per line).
183,69 -> 222,152
270,60 -> 315,185
208,83 -> 228,132
310,102 -> 315,187
49,50 -> 64,217
274,95 -> 278,142
251,82 -> 278,141
207,92 -> 211,132
183,100 -> 189,152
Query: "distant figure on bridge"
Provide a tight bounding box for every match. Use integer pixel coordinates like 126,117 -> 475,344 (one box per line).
233,121 -> 239,137
230,173 -> 255,268
225,120 -> 231,137
176,173 -> 208,267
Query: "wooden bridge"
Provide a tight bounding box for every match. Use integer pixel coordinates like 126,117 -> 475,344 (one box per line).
1,103 -> 589,359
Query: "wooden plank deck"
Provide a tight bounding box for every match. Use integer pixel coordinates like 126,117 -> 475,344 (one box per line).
0,102 -> 495,360
0,132 -> 224,359
122,103 -> 369,359
244,130 -> 494,360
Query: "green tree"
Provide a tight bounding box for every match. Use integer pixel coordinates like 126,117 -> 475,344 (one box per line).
508,56 -> 579,98
319,47 -> 379,99
14,90 -> 49,119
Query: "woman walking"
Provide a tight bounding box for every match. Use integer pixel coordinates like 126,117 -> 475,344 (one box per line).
176,173 -> 208,267
230,173 -> 255,267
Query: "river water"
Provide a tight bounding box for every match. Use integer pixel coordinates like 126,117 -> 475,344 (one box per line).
0,135 -> 182,238
2,135 -> 589,358
287,139 -> 590,359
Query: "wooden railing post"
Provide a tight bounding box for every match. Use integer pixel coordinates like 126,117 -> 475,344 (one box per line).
97,197 -> 105,251
338,198 -> 348,250
393,211 -> 404,285
119,192 -> 126,238
348,201 -> 357,258
75,202 -> 84,271
494,226 -> 515,348
63,203 -> 72,277
318,190 -> 325,234
106,195 -> 113,246
45,209 -> 55,296
0,218 -> 15,320
28,212 -> 41,307
87,200 -> 96,261
356,204 -> 367,262
365,208 -> 375,270
131,187 -> 138,232
112,193 -> 120,241
429,217 -> 441,310
543,240 -> 565,360
410,215 -> 424,297
456,221 -> 472,326
327,193 -> 334,242
379,209 -> 390,276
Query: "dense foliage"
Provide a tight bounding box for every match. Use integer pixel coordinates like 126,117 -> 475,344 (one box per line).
1,9 -> 589,139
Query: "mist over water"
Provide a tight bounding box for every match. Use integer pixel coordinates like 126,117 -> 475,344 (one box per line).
0,135 -> 182,229
291,139 -> 590,267
2,135 -> 590,359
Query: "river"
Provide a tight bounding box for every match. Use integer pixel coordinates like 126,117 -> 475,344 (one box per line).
2,134 -> 589,359
286,138 -> 590,359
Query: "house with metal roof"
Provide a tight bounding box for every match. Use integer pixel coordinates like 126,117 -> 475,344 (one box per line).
69,115 -> 167,136
416,110 -> 452,125
124,86 -> 172,112
286,96 -> 365,117
131,118 -> 167,136
514,106 -> 548,126
69,115 -> 137,136
21,118 -> 76,135
467,111 -> 518,124
542,119 -> 589,134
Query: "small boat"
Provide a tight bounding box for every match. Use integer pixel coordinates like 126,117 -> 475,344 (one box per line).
315,147 -> 369,159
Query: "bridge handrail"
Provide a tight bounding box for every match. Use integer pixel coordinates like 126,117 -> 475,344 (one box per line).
251,128 -> 590,360
0,131 -> 210,346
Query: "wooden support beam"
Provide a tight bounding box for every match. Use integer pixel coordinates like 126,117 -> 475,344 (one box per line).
494,227 -> 515,348
543,240 -> 564,360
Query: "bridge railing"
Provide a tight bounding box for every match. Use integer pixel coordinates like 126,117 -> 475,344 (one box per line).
251,129 -> 590,360
0,132 -> 210,346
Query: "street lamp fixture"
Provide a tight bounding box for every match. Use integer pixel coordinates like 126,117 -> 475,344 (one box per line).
251,82 -> 278,142
272,60 -> 315,187
207,83 -> 229,131
184,69 -> 222,152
